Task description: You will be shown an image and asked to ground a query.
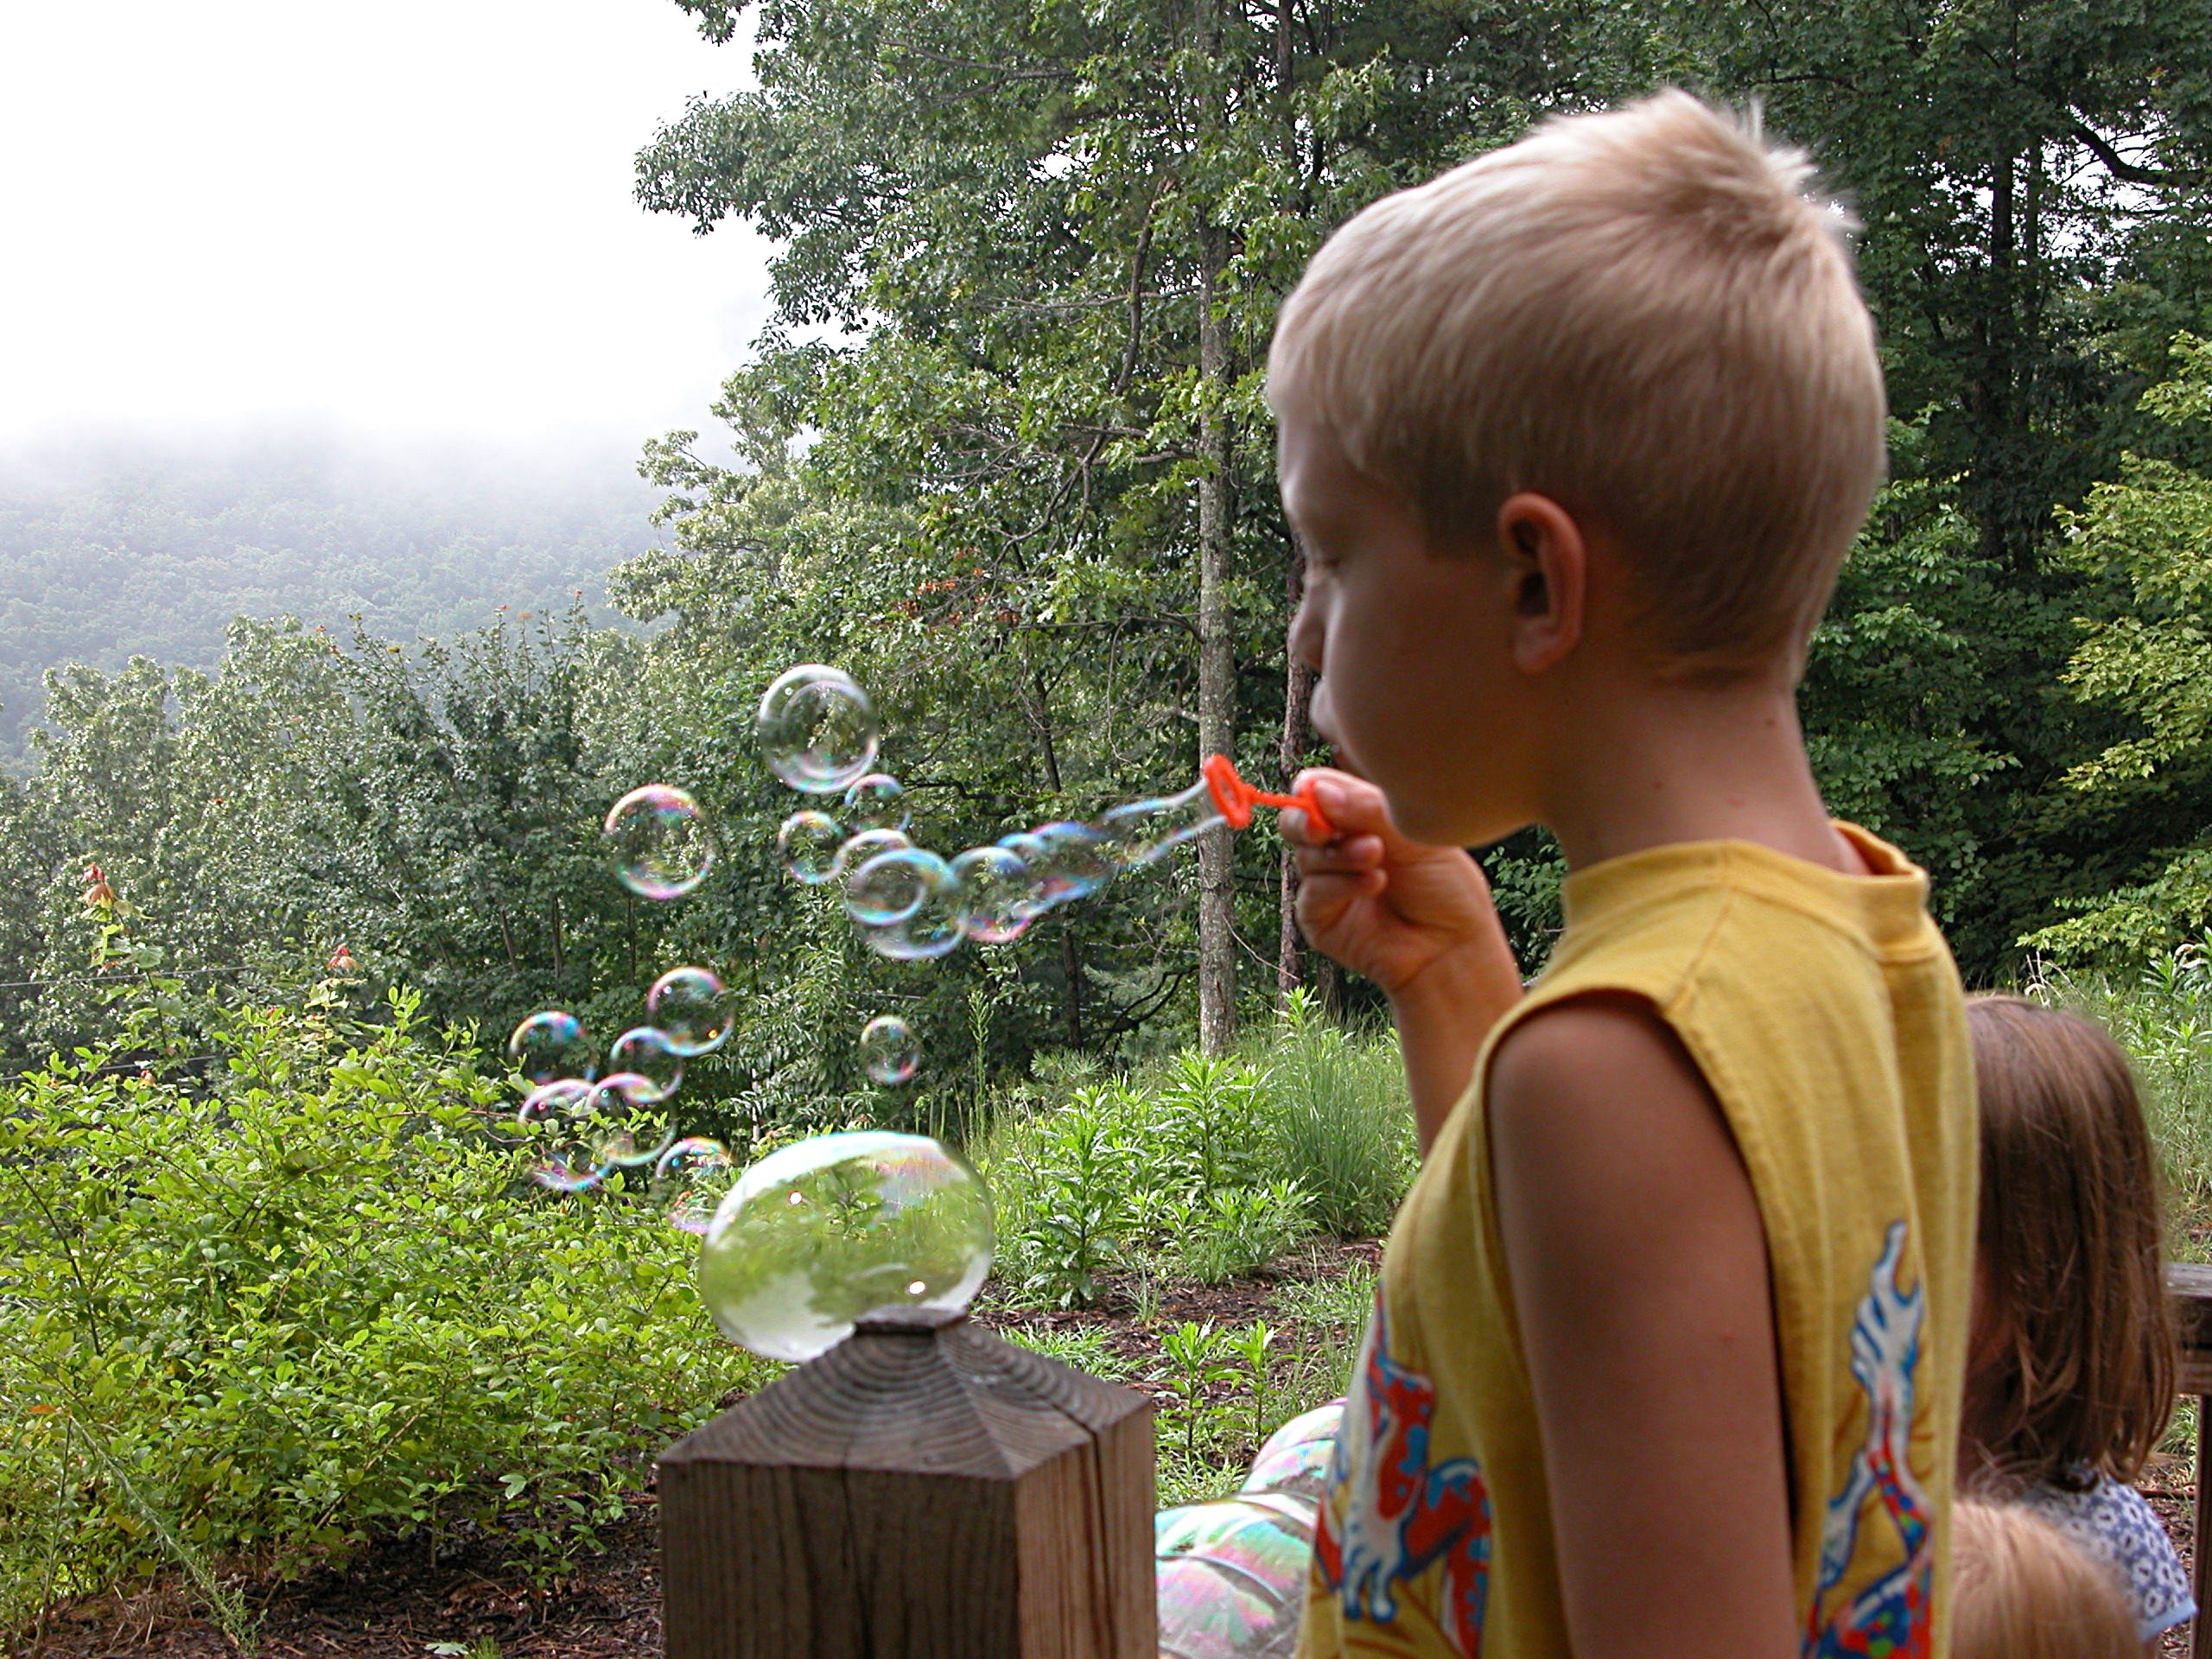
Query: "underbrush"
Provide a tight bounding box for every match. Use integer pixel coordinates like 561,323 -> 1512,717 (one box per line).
975,991 -> 1414,1311
0,978 -> 766,1637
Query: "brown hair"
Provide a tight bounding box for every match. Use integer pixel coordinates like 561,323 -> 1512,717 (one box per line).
1268,90 -> 1887,678
1964,994 -> 2174,1490
1950,1497 -> 2139,1659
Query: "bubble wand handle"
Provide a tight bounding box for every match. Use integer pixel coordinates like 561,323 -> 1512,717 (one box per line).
1201,754 -> 1337,841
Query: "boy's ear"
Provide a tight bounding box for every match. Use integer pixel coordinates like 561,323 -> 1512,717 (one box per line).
1495,493 -> 1586,675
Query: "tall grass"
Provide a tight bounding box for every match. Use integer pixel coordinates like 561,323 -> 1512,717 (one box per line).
2038,944 -> 2212,1257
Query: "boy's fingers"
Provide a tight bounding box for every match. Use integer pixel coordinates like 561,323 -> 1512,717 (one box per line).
1294,835 -> 1384,877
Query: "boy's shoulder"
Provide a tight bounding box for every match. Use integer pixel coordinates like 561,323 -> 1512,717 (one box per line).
1531,830 -> 1948,1020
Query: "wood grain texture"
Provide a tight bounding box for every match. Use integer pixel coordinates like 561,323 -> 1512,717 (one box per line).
659,1316 -> 1155,1659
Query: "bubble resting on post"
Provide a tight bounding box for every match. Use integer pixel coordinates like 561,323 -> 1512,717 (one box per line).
695,1131 -> 993,1362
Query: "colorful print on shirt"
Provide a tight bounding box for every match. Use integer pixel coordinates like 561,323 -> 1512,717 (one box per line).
1314,1296 -> 1492,1655
1804,1221 -> 1935,1659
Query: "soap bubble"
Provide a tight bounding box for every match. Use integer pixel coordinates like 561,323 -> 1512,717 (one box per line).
857,1014 -> 919,1084
1025,822 -> 1116,910
950,846 -> 1031,944
647,967 -> 732,1057
607,1027 -> 683,1103
844,846 -> 942,928
1238,1401 -> 1344,1505
654,1136 -> 735,1236
777,810 -> 845,884
1101,779 -> 1225,868
605,785 -> 715,900
518,1077 -> 613,1192
1154,1492 -> 1316,1659
841,772 -> 910,832
831,827 -> 912,882
506,1009 -> 593,1084
757,665 -> 880,794
585,1071 -> 678,1170
696,1130 -> 994,1362
860,854 -> 963,960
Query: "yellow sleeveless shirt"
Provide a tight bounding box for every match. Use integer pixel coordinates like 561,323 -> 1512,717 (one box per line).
1299,826 -> 1975,1659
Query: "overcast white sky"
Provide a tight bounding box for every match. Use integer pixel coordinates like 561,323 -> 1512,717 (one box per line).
0,1 -> 774,452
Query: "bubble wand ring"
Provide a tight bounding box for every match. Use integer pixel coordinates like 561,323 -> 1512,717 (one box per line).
1201,754 -> 1336,842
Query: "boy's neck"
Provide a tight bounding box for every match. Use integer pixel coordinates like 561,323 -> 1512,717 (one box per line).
1535,676 -> 1867,878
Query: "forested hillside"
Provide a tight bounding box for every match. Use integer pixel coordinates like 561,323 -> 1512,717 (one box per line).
0,435 -> 663,760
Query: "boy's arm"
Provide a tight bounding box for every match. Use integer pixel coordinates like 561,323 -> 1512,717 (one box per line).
1489,995 -> 1796,1659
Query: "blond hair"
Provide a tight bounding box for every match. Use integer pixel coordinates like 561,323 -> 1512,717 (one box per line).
1268,90 -> 1887,676
1951,1498 -> 2139,1659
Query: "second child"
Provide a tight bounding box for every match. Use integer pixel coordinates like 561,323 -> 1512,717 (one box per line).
1962,994 -> 2194,1647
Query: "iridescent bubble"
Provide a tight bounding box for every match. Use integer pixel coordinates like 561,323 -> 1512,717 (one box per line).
653,1136 -> 736,1236
1154,1492 -> 1317,1659
832,827 -> 912,880
607,1027 -> 684,1103
696,1130 -> 994,1362
858,1014 -> 919,1084
506,1009 -> 593,1084
860,855 -> 962,960
757,665 -> 880,794
950,846 -> 1031,944
1238,1401 -> 1344,1505
841,772 -> 910,832
843,845 -> 957,932
587,1071 -> 678,1170
777,810 -> 845,884
1101,779 -> 1225,868
518,1077 -> 612,1192
1024,821 -> 1116,911
647,967 -> 733,1057
604,785 -> 715,900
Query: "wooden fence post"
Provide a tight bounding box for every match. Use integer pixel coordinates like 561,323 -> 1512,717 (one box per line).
2168,1265 -> 2212,1659
658,1307 -> 1156,1659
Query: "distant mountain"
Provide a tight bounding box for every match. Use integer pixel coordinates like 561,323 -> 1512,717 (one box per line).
0,427 -> 671,764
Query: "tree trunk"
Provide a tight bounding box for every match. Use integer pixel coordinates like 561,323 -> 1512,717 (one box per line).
1196,221 -> 1237,1056
1277,550 -> 1313,1007
1193,0 -> 1237,1057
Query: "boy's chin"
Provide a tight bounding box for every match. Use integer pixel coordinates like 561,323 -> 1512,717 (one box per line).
1379,790 -> 1493,852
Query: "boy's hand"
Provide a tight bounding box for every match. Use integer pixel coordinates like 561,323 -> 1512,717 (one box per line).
1285,767 -> 1516,1002
1285,767 -> 1522,1148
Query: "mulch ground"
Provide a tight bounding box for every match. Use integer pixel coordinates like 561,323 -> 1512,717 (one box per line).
6,1244 -> 1381,1658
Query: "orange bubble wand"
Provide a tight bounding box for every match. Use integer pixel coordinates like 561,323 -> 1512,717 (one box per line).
1201,754 -> 1336,841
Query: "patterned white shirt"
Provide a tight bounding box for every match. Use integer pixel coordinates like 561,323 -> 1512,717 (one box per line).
2017,1472 -> 2195,1643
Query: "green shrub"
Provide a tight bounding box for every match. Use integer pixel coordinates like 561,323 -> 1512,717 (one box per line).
0,981 -> 766,1628
1172,1180 -> 1315,1285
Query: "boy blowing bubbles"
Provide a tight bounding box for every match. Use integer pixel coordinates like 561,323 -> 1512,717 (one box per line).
1274,93 -> 1975,1657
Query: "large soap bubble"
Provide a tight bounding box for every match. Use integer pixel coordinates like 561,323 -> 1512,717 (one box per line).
841,772 -> 909,832
696,1131 -> 994,1363
777,810 -> 845,884
1154,1491 -> 1317,1659
518,1078 -> 618,1192
757,665 -> 880,794
860,853 -> 963,960
506,1009 -> 594,1084
606,1026 -> 684,1103
605,785 -> 715,900
857,1014 -> 919,1084
654,1136 -> 736,1236
1238,1401 -> 1343,1505
647,967 -> 733,1057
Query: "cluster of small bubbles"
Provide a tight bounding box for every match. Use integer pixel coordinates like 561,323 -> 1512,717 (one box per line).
648,967 -> 733,1057
757,665 -> 880,793
857,1014 -> 919,1084
654,1136 -> 736,1236
841,772 -> 909,832
695,1130 -> 993,1361
607,1026 -> 684,1103
605,785 -> 716,900
777,810 -> 844,884
507,1010 -> 593,1084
